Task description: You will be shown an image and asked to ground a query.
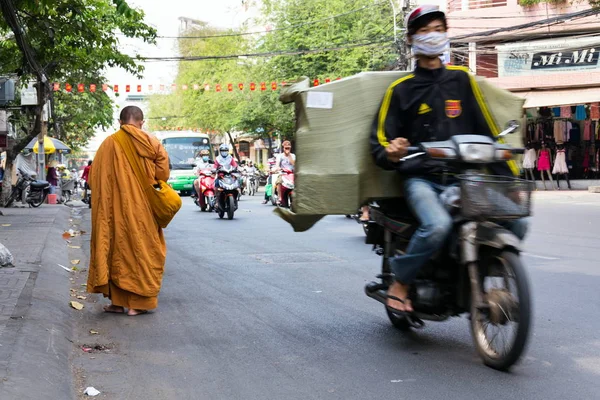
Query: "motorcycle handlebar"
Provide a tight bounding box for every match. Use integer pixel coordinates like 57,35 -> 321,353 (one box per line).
406,146 -> 420,155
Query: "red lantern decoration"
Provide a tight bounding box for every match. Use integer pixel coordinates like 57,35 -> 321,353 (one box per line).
325,78 -> 331,83
77,83 -> 84,92
113,84 -> 119,93
126,85 -> 131,93
250,82 -> 256,91
336,77 -> 341,81
148,85 -> 153,91
102,84 -> 108,92
227,83 -> 233,92
193,84 -> 200,90
182,84 -> 188,90
313,79 -> 319,87
260,82 -> 266,91
53,83 -> 60,91
238,83 -> 244,91
271,82 -> 277,90
160,84 -> 165,91
204,84 -> 210,91
90,84 -> 97,93
216,84 -> 222,92
171,84 -> 177,91
137,85 -> 142,92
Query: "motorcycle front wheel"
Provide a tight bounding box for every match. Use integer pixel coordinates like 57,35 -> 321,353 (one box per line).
470,250 -> 531,371
227,196 -> 235,220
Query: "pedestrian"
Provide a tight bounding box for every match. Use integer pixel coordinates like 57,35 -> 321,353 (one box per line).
81,160 -> 92,203
87,106 -> 170,316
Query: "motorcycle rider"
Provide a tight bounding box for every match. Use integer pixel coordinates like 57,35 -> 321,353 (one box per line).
370,5 -> 527,313
213,143 -> 238,191
262,156 -> 277,204
192,149 -> 212,199
274,141 -> 295,205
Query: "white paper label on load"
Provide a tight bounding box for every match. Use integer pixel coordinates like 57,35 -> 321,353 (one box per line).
306,91 -> 333,109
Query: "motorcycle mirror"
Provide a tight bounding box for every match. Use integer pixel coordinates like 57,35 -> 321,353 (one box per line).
192,163 -> 197,168
498,120 -> 520,137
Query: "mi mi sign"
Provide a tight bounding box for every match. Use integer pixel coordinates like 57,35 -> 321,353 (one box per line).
532,48 -> 598,69
496,36 -> 600,77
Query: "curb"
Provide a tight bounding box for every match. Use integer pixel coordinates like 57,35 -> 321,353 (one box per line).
0,206 -> 74,399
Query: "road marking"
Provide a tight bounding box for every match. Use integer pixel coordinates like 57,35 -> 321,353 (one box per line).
522,253 -> 559,260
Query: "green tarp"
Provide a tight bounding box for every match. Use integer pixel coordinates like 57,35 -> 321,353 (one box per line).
276,71 -> 525,232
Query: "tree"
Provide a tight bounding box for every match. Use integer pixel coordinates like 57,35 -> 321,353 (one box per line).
0,0 -> 155,204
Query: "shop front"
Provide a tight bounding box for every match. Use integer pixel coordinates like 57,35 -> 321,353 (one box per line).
489,36 -> 600,189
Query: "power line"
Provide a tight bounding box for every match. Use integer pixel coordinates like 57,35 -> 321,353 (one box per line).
452,8 -> 600,41
159,1 -> 392,40
142,37 -> 395,62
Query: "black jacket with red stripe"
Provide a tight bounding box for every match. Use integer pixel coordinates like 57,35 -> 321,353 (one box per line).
370,65 -> 516,177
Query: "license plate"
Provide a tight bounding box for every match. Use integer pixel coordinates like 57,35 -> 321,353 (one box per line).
184,184 -> 193,189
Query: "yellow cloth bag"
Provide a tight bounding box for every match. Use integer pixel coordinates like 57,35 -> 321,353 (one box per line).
113,130 -> 182,229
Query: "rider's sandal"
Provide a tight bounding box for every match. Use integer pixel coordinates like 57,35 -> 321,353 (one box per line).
385,294 -> 412,316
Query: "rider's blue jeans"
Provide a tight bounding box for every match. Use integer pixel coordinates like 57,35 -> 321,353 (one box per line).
389,177 -> 528,284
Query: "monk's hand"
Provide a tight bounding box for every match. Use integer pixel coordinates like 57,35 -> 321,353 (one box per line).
386,138 -> 411,163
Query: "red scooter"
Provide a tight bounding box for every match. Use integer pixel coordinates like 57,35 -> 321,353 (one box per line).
197,168 -> 216,212
279,168 -> 295,208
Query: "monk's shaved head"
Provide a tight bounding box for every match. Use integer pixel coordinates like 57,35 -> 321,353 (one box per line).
120,106 -> 144,123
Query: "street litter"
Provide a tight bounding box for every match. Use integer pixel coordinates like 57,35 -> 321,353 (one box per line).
68,245 -> 81,249
71,259 -> 81,265
58,264 -> 72,272
83,387 -> 101,396
2,224 -> 11,227
82,344 -> 111,353
70,301 -> 84,310
90,329 -> 99,335
0,243 -> 14,268
77,295 -> 87,300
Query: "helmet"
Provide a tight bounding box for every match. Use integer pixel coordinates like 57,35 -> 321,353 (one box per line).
219,143 -> 229,152
199,149 -> 210,156
405,5 -> 446,36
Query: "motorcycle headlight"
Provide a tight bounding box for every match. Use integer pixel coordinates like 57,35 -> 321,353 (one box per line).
458,144 -> 495,163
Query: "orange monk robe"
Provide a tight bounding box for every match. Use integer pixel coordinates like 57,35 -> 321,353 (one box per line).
87,125 -> 170,310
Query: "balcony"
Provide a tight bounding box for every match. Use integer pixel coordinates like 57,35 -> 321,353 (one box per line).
448,0 -> 507,12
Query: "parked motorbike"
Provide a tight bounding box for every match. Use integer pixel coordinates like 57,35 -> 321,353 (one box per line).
278,168 -> 295,208
364,122 -> 533,371
197,167 -> 216,212
215,165 -> 240,220
5,168 -> 51,208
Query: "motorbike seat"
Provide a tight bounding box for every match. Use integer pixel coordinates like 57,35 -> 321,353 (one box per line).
30,180 -> 50,189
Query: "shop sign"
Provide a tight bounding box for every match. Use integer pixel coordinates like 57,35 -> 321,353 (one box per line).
496,36 -> 600,77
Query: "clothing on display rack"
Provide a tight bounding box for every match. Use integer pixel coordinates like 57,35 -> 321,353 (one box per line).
523,148 -> 536,169
575,105 -> 587,121
552,148 -> 569,174
552,107 -> 561,117
538,148 -> 551,171
570,123 -> 581,143
560,106 -> 572,118
584,120 -> 592,141
591,103 -> 600,120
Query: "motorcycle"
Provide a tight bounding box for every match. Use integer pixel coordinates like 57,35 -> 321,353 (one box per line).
215,165 -> 240,220
269,170 -> 280,206
247,171 -> 259,196
364,122 -> 533,371
197,167 -> 216,212
277,168 -> 295,208
5,167 -> 51,208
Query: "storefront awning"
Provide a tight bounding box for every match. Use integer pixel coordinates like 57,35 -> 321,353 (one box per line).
515,88 -> 600,108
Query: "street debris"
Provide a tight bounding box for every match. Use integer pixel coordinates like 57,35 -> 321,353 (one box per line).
71,259 -> 81,265
83,387 -> 101,396
0,243 -> 14,268
82,344 -> 111,353
2,224 -> 11,227
77,295 -> 87,300
71,266 -> 79,271
57,264 -> 72,272
90,329 -> 99,335
68,245 -> 81,249
70,301 -> 84,310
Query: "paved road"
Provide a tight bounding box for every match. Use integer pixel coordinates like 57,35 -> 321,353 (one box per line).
72,191 -> 600,399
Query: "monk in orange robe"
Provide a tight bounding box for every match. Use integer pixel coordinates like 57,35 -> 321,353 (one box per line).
87,106 -> 170,316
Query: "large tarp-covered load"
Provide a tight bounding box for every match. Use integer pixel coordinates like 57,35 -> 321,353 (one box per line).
276,71 -> 525,232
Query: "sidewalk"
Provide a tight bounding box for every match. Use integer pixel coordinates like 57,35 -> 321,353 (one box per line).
0,204 -> 79,399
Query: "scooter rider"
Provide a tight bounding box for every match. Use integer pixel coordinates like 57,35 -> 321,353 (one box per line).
370,5 -> 527,314
192,149 -> 212,199
213,143 -> 238,190
274,141 -> 295,205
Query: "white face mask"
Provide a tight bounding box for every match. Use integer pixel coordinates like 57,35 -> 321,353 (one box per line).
220,151 -> 229,158
411,31 -> 449,57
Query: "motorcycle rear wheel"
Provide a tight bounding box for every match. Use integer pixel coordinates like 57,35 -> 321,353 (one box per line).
227,196 -> 235,220
29,193 -> 47,208
470,250 -> 531,371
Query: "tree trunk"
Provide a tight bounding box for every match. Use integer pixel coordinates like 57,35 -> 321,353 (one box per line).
226,131 -> 241,162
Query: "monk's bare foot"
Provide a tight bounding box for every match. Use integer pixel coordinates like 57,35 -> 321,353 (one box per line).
127,309 -> 148,316
386,281 -> 413,313
103,305 -> 125,314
